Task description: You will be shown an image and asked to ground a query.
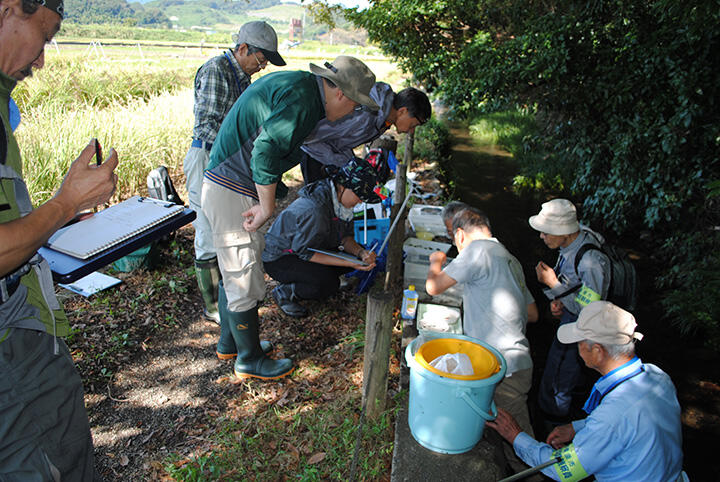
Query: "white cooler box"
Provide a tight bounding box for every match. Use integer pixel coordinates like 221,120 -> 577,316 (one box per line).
408,204 -> 447,238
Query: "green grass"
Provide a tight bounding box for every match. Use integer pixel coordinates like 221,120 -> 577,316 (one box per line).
466,109 -> 565,193
16,87 -> 193,205
13,56 -> 196,111
467,110 -> 538,155
164,372 -> 396,480
59,23 -> 232,44
15,46 -> 401,205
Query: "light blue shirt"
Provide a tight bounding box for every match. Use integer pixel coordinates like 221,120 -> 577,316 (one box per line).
543,227 -> 611,316
513,358 -> 684,481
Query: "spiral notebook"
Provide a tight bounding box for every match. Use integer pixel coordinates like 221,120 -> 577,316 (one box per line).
46,196 -> 184,259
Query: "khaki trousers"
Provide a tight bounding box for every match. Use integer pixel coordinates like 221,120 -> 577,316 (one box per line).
201,181 -> 266,312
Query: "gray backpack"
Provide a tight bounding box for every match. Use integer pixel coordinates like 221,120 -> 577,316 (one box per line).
146,166 -> 183,205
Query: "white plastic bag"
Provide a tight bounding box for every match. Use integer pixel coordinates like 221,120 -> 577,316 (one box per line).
429,352 -> 474,376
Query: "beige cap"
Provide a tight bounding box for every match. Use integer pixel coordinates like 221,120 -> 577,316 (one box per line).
309,56 -> 379,110
557,301 -> 644,345
232,21 -> 285,66
528,198 -> 580,235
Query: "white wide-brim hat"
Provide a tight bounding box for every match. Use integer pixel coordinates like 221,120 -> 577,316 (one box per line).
528,198 -> 580,235
558,301 -> 644,345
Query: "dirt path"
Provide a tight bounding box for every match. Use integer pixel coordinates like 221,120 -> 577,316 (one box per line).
444,123 -> 720,481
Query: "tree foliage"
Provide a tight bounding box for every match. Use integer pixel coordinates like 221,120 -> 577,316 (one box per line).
65,0 -> 173,27
350,0 -> 720,346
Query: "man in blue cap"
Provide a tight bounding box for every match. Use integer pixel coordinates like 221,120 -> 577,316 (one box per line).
0,0 -> 119,478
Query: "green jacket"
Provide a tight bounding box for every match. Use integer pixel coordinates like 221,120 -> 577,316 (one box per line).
0,71 -> 69,339
205,70 -> 325,199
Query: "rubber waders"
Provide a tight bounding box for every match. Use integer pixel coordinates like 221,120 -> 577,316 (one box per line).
227,305 -> 294,380
195,257 -> 221,323
216,282 -> 272,360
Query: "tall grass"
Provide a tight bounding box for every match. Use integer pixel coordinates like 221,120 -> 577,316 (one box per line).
14,49 -> 400,206
16,88 -> 193,205
13,57 -> 196,111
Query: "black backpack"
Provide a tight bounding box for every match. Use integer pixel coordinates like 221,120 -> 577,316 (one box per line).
572,230 -> 638,312
146,166 -> 183,205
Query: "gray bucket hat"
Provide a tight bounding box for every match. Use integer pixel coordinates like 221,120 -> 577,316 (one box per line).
528,198 -> 580,235
232,21 -> 286,66
309,56 -> 379,110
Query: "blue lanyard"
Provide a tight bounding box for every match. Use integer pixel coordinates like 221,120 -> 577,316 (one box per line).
223,51 -> 246,93
583,358 -> 644,414
8,97 -> 20,131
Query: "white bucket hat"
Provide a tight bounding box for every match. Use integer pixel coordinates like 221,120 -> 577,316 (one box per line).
558,301 -> 644,345
528,198 -> 580,235
309,56 -> 379,111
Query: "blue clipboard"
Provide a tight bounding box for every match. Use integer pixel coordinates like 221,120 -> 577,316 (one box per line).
40,207 -> 196,284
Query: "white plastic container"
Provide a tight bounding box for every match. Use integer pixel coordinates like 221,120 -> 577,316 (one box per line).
403,237 -> 451,258
408,204 -> 447,238
417,303 -> 463,335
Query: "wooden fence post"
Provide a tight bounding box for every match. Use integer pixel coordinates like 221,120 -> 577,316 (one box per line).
362,286 -> 394,419
383,131 -> 414,291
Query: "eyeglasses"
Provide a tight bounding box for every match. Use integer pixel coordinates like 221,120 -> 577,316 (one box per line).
252,51 -> 268,68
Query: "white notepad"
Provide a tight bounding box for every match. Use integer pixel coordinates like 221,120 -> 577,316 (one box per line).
308,248 -> 368,266
46,196 -> 184,259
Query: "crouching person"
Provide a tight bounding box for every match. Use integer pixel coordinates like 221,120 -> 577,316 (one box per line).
488,301 -> 687,481
263,156 -> 388,317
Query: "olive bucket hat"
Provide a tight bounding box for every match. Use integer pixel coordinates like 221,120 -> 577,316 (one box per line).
309,56 -> 379,110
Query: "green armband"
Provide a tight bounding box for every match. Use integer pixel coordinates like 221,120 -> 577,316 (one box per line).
574,285 -> 601,307
552,444 -> 588,481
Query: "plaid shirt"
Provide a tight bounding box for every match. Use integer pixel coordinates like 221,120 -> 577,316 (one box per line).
191,50 -> 251,143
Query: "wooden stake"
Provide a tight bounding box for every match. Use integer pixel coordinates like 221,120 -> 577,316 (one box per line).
362,286 -> 394,418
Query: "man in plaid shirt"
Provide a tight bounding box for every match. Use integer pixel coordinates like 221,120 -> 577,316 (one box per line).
184,21 -> 285,325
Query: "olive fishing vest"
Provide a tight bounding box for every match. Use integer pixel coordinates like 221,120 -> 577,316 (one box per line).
1,81 -> 69,346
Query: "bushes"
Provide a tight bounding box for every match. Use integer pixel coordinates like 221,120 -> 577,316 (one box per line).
350,0 -> 720,346
412,117 -> 450,164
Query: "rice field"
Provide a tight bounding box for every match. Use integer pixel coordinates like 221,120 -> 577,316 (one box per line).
15,42 -> 403,206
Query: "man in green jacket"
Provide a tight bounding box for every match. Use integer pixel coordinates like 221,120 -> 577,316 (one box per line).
0,0 -> 119,478
202,56 -> 378,380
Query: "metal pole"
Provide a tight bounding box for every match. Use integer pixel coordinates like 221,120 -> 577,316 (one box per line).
498,456 -> 562,482
377,186 -> 414,255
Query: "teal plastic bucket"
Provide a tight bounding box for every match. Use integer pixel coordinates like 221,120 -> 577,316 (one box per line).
405,333 -> 507,454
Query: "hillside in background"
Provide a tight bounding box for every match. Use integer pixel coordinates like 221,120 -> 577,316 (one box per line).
62,0 -> 359,42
